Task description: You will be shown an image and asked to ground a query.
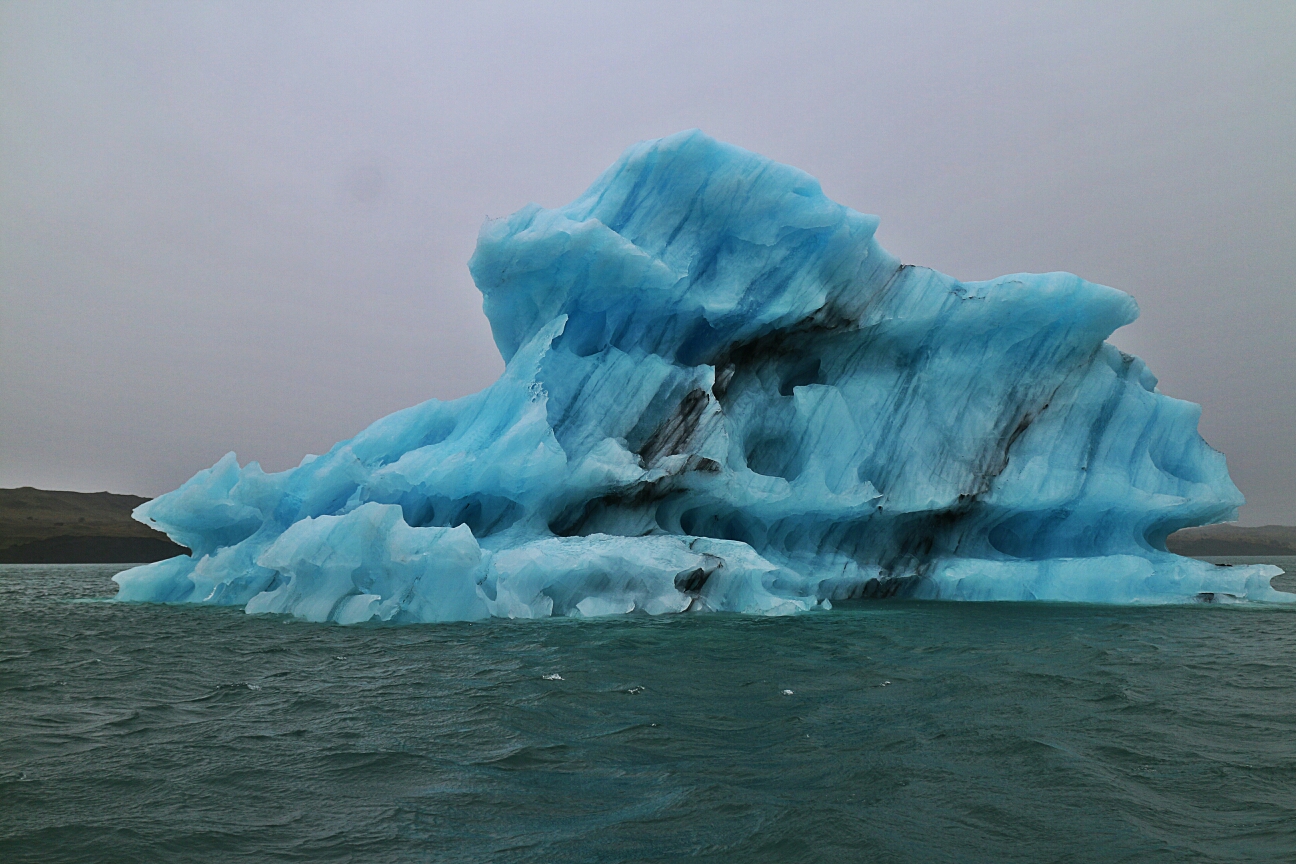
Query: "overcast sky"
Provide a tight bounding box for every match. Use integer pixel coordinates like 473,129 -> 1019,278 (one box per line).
2,1 -> 1293,524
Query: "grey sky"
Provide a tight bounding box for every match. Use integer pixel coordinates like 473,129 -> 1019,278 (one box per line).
2,1 -> 1293,524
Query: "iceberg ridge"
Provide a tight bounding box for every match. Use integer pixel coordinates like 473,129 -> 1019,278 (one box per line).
115,131 -> 1289,621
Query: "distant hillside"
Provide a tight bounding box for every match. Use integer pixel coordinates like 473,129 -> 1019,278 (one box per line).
0,486 -> 1289,564
0,488 -> 188,564
1166,524 -> 1296,557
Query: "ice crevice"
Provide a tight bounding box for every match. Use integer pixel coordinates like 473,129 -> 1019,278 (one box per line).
114,131 -> 1290,621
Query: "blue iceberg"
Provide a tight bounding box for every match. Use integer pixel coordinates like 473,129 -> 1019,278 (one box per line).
115,131 -> 1289,620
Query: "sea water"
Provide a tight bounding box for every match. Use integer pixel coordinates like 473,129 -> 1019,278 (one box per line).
3,560 -> 1295,863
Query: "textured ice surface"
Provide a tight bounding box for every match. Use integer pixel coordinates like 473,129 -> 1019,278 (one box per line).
115,131 -> 1288,621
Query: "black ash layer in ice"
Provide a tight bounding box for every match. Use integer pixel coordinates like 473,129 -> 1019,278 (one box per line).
115,132 -> 1289,620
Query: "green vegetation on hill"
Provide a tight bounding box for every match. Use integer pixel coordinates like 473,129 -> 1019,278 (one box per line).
0,488 -> 188,563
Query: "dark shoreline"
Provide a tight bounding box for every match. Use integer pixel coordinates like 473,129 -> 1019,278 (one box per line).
0,535 -> 188,564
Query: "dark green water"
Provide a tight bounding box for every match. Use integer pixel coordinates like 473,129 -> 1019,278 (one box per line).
3,561 -> 1296,863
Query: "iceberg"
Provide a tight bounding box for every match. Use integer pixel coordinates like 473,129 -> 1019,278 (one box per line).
114,131 -> 1289,621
